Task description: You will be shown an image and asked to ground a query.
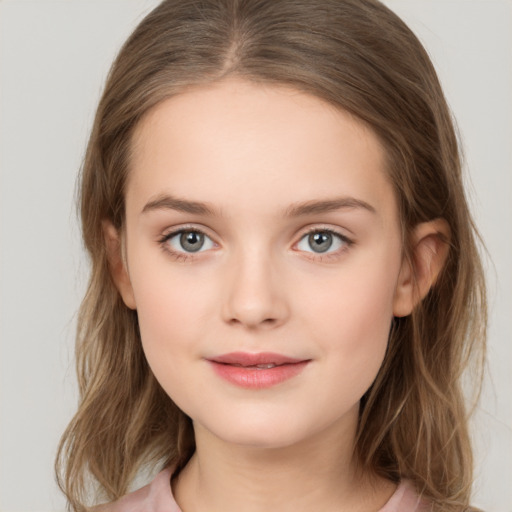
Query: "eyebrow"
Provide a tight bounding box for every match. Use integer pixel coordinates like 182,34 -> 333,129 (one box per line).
283,197 -> 376,217
141,194 -> 376,217
142,194 -> 217,216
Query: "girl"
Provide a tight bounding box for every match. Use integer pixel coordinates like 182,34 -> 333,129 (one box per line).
55,1 -> 487,511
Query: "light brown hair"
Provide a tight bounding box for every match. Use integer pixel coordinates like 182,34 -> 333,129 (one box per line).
56,1 -> 487,510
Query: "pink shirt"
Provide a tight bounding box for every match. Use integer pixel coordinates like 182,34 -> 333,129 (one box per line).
100,466 -> 428,512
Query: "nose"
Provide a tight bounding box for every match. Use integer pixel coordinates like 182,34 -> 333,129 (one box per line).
221,249 -> 290,329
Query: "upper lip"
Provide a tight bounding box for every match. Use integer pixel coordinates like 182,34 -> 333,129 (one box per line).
208,352 -> 307,366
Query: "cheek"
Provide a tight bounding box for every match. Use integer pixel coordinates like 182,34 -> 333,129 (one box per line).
299,250 -> 401,376
128,258 -> 208,359
129,257 -> 228,390
131,275 -> 211,414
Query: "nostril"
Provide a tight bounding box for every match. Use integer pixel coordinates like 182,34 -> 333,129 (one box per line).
227,315 -> 279,329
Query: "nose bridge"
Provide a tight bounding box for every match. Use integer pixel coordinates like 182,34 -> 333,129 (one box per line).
222,241 -> 289,328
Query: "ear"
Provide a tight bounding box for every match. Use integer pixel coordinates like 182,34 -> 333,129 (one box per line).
393,218 -> 450,317
102,220 -> 137,310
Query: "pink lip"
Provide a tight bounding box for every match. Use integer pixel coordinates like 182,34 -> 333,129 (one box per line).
207,352 -> 310,389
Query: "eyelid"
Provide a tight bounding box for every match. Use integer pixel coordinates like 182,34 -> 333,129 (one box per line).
159,223 -> 215,241
296,225 -> 353,243
158,224 -> 218,260
157,223 -> 353,262
293,225 -> 354,258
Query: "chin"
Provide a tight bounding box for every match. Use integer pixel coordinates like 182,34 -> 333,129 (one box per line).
195,410 -> 326,451
218,429 -> 305,450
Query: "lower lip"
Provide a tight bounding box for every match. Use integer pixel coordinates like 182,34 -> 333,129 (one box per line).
209,361 -> 309,389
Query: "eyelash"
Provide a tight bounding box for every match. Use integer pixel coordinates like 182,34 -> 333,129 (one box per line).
297,227 -> 353,261
158,225 -> 215,262
158,226 -> 353,262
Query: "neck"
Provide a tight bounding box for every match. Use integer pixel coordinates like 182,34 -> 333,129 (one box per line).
172,407 -> 395,512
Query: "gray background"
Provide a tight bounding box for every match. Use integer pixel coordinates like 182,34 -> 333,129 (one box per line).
0,0 -> 510,510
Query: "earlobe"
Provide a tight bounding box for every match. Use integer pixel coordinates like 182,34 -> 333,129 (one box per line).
102,221 -> 137,310
393,219 -> 450,317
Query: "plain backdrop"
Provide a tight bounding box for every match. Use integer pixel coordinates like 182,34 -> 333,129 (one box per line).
0,1 -> 510,511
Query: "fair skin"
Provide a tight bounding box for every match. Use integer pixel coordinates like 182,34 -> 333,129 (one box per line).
105,78 -> 448,512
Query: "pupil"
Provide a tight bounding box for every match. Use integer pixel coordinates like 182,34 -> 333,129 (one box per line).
309,232 -> 332,253
180,231 -> 204,252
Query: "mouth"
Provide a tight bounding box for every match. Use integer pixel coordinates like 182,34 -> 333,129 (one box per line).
207,352 -> 310,389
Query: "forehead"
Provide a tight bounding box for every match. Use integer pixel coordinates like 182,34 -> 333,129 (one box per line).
127,78 -> 396,221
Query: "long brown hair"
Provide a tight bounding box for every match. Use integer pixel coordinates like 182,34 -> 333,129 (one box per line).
56,1 -> 487,510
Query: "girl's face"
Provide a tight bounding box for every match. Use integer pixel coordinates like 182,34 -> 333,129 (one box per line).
118,79 -> 408,449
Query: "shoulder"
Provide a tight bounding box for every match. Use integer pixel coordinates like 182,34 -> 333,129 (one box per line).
92,467 -> 181,512
379,480 -> 431,512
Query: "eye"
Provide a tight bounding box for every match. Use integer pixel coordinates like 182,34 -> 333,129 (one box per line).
296,230 -> 350,254
164,229 -> 215,254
